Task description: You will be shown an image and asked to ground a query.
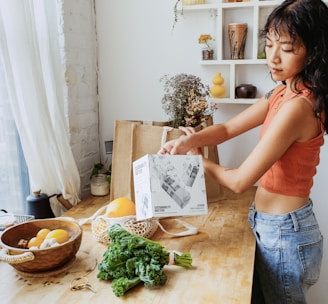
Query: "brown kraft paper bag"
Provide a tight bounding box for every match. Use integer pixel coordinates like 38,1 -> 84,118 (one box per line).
109,117 -> 221,203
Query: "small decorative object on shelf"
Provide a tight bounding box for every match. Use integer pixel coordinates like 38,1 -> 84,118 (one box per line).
182,0 -> 204,4
198,34 -> 214,60
228,23 -> 248,59
235,84 -> 257,99
210,73 -> 226,99
202,49 -> 214,60
228,0 -> 249,2
160,73 -> 218,128
258,50 -> 266,59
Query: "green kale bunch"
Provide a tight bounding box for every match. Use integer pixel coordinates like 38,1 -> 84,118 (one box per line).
97,224 -> 192,297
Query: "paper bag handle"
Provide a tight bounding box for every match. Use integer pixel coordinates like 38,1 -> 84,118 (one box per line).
160,126 -> 209,159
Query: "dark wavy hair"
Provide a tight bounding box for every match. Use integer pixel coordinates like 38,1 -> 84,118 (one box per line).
260,0 -> 328,133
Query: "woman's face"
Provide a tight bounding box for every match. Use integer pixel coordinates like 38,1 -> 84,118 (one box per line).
265,29 -> 307,84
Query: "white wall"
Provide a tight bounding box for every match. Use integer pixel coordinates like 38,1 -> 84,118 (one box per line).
95,0 -> 327,302
95,0 -> 270,162
58,0 -> 99,198
308,141 -> 328,303
96,0 -> 235,154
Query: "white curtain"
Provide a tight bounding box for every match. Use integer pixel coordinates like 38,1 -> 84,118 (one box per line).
0,1 -> 81,207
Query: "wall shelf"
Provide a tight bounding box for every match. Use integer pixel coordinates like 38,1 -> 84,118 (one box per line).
213,98 -> 258,105
181,0 -> 284,104
181,4 -> 217,12
200,59 -> 267,65
181,0 -> 328,104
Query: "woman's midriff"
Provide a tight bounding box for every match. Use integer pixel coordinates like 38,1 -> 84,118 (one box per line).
254,186 -> 309,214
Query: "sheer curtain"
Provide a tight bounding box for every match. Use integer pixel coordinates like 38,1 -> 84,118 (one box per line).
0,60 -> 29,214
0,1 -> 81,209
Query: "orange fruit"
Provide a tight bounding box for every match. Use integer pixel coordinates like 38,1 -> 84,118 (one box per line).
28,236 -> 43,249
45,229 -> 70,244
36,228 -> 51,241
105,197 -> 136,218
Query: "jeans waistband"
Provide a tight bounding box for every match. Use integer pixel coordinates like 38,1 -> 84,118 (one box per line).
249,199 -> 314,231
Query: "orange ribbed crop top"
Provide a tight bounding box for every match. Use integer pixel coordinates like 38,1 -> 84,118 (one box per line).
259,85 -> 324,197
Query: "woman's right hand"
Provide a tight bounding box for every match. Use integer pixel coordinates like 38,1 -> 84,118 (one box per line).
158,140 -> 176,154
158,127 -> 198,155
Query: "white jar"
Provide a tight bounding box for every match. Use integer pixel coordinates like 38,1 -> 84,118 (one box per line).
91,174 -> 110,196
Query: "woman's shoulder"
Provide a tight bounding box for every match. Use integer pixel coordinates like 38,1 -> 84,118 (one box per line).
286,86 -> 315,109
264,84 -> 286,101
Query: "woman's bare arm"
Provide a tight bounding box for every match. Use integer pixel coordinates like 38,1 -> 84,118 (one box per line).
164,95 -> 270,155
202,97 -> 318,193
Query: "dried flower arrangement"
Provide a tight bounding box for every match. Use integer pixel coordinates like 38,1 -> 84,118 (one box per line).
160,73 -> 218,128
198,34 -> 213,49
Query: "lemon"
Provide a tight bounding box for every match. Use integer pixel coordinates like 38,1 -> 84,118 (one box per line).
105,197 -> 136,218
36,228 -> 51,241
27,236 -> 43,249
45,229 -> 70,244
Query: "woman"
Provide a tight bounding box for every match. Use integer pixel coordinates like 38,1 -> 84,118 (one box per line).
160,0 -> 328,303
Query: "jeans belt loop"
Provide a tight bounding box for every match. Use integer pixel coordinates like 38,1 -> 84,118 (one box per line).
290,212 -> 300,232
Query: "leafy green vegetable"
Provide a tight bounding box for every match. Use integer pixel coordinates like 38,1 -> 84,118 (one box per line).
97,224 -> 192,297
111,277 -> 141,297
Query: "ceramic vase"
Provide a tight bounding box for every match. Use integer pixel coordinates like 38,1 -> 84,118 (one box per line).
210,73 -> 226,98
202,48 -> 214,60
228,23 -> 248,59
235,84 -> 257,98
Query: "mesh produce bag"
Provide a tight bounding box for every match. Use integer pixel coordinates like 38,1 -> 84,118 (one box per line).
79,205 -> 158,244
79,204 -> 198,244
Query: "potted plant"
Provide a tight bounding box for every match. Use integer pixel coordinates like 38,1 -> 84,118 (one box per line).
173,1 -> 205,30
198,34 -> 214,60
90,162 -> 111,196
173,0 -> 183,30
90,162 -> 111,182
160,73 -> 218,128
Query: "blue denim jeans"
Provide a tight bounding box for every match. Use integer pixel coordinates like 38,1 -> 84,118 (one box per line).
248,200 -> 323,304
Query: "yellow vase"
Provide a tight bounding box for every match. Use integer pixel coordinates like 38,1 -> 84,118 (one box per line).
210,73 -> 226,98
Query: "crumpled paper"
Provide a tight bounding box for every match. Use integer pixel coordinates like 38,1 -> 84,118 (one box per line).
0,212 -> 16,230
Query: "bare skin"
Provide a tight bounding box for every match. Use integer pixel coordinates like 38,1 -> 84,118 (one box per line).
161,30 -> 322,214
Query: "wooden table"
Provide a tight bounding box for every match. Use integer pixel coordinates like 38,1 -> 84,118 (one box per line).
0,188 -> 256,304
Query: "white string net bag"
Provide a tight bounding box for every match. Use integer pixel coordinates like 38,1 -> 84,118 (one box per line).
92,215 -> 158,244
79,205 -> 158,244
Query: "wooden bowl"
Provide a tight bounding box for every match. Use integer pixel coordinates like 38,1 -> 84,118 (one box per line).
0,218 -> 82,273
